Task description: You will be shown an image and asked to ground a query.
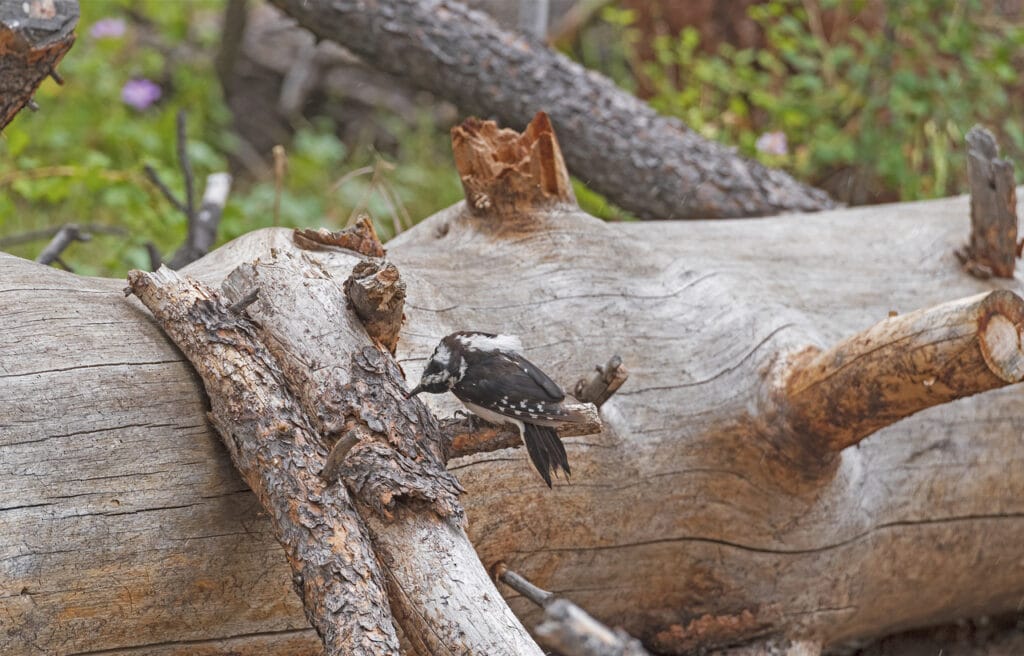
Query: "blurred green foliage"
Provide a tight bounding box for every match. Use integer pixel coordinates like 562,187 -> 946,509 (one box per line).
0,0 -> 463,276
585,0 -> 1024,204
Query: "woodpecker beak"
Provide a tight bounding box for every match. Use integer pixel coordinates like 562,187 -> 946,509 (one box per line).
405,384 -> 424,399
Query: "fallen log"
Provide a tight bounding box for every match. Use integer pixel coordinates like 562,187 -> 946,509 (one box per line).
268,0 -> 835,219
3,114 -> 1024,654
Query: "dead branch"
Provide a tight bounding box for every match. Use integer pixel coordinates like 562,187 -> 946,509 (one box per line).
496,564 -> 652,656
268,0 -> 836,219
125,266 -> 400,655
778,290 -> 1024,458
35,224 -> 90,267
293,216 -> 385,257
443,401 -> 601,461
167,172 -> 232,269
0,0 -> 78,130
220,252 -> 544,655
955,125 -> 1018,279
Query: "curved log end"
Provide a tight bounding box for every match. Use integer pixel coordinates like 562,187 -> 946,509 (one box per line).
451,111 -> 577,217
775,289 -> 1024,461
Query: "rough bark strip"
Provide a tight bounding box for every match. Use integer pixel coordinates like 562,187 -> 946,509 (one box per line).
958,125 -> 1018,279
777,290 -> 1024,458
344,259 -> 406,354
442,400 -> 601,461
125,266 -> 400,656
0,0 -> 77,130
220,251 -> 544,656
268,0 -> 836,219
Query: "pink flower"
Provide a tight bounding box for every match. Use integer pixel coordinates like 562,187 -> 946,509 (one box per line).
755,131 -> 788,156
90,18 -> 126,39
121,79 -> 162,110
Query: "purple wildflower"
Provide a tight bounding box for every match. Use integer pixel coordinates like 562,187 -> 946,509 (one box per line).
755,131 -> 788,156
121,79 -> 162,110
89,18 -> 126,39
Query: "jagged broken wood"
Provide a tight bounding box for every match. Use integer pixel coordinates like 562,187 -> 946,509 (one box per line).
955,125 -> 1018,279
293,215 -> 386,257
344,259 -> 405,354
0,0 -> 78,130
269,0 -> 835,219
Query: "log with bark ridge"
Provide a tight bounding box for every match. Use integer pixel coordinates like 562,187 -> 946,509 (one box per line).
3,113 -> 1024,655
267,0 -> 835,220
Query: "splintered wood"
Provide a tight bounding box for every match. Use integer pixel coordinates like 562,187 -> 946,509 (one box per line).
451,111 -> 576,216
956,125 -> 1018,279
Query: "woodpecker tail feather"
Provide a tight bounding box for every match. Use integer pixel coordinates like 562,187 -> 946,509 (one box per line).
522,423 -> 570,488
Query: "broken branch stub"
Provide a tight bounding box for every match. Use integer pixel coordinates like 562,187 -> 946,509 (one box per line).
293,215 -> 385,257
125,266 -> 400,656
779,290 -> 1024,456
452,111 -> 576,216
443,401 -> 601,461
574,355 -> 629,407
958,125 -> 1018,279
344,259 -> 405,354
0,0 -> 78,130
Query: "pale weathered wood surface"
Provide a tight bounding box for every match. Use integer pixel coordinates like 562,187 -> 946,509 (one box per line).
3,189 -> 1024,653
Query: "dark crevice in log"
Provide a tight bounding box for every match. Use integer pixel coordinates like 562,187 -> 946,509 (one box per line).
0,0 -> 78,130
269,0 -> 835,219
954,125 -> 1018,279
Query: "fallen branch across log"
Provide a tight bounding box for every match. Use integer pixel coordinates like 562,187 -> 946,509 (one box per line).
269,0 -> 835,219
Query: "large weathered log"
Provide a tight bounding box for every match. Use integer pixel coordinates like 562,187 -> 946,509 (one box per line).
4,123 -> 1024,654
0,0 -> 77,130
268,0 -> 835,219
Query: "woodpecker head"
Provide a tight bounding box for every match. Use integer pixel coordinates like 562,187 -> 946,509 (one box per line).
406,338 -> 462,397
405,331 -> 523,398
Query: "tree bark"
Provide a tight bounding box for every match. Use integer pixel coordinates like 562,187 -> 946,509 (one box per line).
3,116 -> 1024,654
268,0 -> 836,220
0,0 -> 77,130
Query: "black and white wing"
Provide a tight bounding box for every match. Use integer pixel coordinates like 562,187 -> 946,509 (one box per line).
452,349 -> 584,424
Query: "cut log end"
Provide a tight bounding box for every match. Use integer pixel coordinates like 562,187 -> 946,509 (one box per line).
451,111 -> 576,218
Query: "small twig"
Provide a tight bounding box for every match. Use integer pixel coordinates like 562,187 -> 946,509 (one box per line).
143,164 -> 188,215
26,99 -> 39,111
49,69 -> 64,85
35,224 -> 91,266
176,110 -> 196,222
319,430 -> 362,481
493,562 -> 552,606
167,172 -> 233,269
494,563 -> 652,656
0,224 -> 126,249
574,355 -> 628,408
52,257 -> 73,272
227,288 -> 260,315
145,242 -> 163,271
